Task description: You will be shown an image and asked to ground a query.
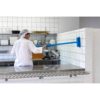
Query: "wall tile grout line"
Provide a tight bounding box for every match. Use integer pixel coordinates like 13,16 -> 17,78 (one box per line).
60,56 -> 85,62
59,50 -> 85,54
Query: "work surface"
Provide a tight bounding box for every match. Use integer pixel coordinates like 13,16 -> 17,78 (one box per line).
0,64 -> 89,81
0,59 -> 60,62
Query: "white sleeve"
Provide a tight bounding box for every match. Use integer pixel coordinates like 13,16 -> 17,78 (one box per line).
28,41 -> 42,54
11,42 -> 16,56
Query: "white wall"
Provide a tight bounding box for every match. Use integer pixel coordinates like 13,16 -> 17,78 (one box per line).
58,17 -> 79,33
57,28 -> 100,83
92,29 -> 100,83
57,28 -> 86,68
0,17 -> 59,34
0,17 -> 80,34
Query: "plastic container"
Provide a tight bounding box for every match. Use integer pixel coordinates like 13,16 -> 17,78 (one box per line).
0,40 -> 9,45
12,30 -> 20,34
49,40 -> 56,44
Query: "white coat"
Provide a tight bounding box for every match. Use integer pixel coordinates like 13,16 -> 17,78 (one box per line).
11,38 -> 42,72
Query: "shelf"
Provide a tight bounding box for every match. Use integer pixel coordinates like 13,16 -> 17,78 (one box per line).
0,59 -> 60,62
30,33 -> 50,35
30,33 -> 57,35
0,44 -> 45,46
0,34 -> 19,35
0,45 -> 45,46
31,31 -> 49,34
0,45 -> 13,46
0,59 -> 15,62
0,33 -> 57,35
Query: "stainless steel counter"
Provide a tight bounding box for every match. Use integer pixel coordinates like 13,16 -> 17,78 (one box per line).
0,64 -> 89,81
0,59 -> 60,62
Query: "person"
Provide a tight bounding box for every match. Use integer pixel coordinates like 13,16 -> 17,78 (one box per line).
11,29 -> 46,72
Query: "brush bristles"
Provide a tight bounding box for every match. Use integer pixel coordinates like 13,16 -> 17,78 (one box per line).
76,37 -> 81,47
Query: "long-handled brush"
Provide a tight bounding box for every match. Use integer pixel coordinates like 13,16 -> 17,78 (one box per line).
36,37 -> 81,48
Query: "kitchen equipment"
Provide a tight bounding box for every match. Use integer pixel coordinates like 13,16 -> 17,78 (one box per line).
45,40 -> 49,44
10,37 -> 18,45
12,30 -> 20,34
49,40 -> 56,44
38,40 -> 42,45
0,40 -> 9,45
41,36 -> 45,45
36,37 -> 81,48
51,50 -> 60,59
33,40 -> 38,45
43,50 -> 51,59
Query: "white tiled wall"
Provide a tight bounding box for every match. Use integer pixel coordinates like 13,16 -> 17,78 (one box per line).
57,28 -> 86,68
57,28 -> 100,83
0,17 -> 59,34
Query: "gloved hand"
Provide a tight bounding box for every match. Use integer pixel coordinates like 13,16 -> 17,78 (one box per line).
42,45 -> 46,49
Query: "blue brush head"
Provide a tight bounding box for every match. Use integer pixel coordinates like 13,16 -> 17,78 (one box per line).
76,37 -> 81,47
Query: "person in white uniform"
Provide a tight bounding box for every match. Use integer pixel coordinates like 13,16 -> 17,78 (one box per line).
11,29 -> 46,72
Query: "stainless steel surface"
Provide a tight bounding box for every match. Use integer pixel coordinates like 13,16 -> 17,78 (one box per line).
51,50 -> 60,59
38,40 -> 42,45
41,36 -> 45,45
0,64 -> 90,81
0,59 -> 60,62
